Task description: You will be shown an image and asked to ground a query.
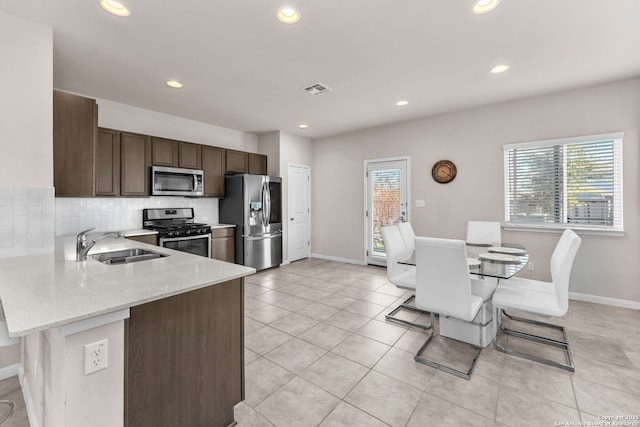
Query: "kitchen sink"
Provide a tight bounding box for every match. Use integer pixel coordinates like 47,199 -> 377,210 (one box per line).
90,248 -> 168,265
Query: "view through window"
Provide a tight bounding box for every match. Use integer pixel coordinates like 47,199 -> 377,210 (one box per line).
504,133 -> 623,232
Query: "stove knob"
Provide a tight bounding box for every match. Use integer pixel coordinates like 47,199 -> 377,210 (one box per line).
186,230 -> 191,236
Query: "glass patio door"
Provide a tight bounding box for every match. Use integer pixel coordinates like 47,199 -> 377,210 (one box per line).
365,158 -> 409,266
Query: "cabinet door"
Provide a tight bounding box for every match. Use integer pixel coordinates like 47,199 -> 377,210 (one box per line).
202,146 -> 225,197
53,90 -> 97,196
225,150 -> 248,174
96,128 -> 120,196
178,142 -> 202,169
121,132 -> 151,196
151,137 -> 178,167
248,153 -> 268,175
125,279 -> 244,427
211,228 -> 235,263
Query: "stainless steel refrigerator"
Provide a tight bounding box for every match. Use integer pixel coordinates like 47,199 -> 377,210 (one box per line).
219,174 -> 282,271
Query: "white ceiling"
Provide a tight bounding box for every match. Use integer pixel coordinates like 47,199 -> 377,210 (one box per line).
2,1 -> 640,139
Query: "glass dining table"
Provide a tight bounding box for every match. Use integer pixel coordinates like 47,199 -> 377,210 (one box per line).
398,242 -> 529,279
397,241 -> 529,349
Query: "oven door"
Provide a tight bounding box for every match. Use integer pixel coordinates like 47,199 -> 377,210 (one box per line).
159,234 -> 211,258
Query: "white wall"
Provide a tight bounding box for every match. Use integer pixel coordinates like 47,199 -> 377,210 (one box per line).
0,11 -> 53,188
257,131 -> 312,262
97,98 -> 258,152
257,131 -> 281,176
312,77 -> 640,304
0,11 -> 55,416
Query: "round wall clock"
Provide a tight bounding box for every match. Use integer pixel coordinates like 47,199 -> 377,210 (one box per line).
431,160 -> 457,184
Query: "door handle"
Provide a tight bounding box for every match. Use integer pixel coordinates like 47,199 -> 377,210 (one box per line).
290,218 -> 295,221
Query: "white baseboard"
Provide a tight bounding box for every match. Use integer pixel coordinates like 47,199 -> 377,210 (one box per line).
0,363 -> 40,427
569,292 -> 640,310
311,253 -> 365,266
0,363 -> 20,380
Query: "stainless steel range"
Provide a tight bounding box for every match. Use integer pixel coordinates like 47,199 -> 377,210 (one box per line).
143,208 -> 211,257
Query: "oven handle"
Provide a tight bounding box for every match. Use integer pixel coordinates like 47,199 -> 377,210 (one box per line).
159,234 -> 211,243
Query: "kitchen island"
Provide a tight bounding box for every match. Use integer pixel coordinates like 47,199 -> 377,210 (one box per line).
0,236 -> 255,427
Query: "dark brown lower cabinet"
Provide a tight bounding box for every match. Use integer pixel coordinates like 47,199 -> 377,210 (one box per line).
211,227 -> 235,263
125,279 -> 244,427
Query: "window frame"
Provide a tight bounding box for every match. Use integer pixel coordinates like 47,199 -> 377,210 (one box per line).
503,132 -> 624,236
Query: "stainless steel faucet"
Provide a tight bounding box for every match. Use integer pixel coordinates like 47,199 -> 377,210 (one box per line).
76,228 -> 125,261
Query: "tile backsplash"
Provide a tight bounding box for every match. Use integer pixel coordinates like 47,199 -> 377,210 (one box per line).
0,186 -> 55,259
55,197 -> 219,236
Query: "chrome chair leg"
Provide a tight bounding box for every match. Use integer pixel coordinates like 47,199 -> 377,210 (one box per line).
414,313 -> 482,380
385,295 -> 432,330
494,309 -> 574,372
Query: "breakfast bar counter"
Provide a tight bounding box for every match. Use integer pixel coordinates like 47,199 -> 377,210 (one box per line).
0,236 -> 255,427
0,237 -> 254,337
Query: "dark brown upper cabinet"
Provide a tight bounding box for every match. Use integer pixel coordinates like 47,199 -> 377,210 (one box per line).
178,142 -> 201,169
96,128 -> 120,196
151,137 -> 178,167
121,132 -> 151,196
202,146 -> 225,198
53,90 -> 98,196
248,153 -> 268,175
225,149 -> 248,174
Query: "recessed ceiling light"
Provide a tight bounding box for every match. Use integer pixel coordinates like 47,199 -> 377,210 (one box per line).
472,0 -> 500,15
490,64 -> 510,74
277,8 -> 300,24
99,0 -> 130,17
165,80 -> 183,89
298,124 -> 309,129
395,100 -> 409,107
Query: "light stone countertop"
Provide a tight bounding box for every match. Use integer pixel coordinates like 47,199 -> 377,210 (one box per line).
0,236 -> 255,337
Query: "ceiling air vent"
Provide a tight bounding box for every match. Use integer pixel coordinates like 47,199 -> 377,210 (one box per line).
303,82 -> 332,96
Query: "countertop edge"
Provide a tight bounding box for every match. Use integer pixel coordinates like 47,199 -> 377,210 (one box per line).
8,269 -> 253,338
1,237 -> 255,338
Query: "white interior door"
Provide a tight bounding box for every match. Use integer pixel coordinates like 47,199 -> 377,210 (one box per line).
288,164 -> 311,262
365,158 -> 409,266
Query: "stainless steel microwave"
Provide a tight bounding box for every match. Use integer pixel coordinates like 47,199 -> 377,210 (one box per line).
151,166 -> 204,196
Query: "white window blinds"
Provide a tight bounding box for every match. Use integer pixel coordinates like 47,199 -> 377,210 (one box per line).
503,132 -> 623,232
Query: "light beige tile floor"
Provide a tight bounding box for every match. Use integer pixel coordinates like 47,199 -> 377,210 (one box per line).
236,258 -> 640,427
0,376 -> 29,427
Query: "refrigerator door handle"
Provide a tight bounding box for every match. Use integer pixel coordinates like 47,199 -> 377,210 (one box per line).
261,182 -> 268,227
265,181 -> 271,227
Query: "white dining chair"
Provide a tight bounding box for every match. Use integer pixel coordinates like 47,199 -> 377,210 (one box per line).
380,225 -> 430,329
467,221 -> 502,245
413,237 -> 485,379
397,222 -> 416,251
491,229 -> 582,371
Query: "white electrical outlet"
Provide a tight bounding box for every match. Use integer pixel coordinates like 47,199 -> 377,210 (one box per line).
415,200 -> 426,207
528,262 -> 535,271
84,339 -> 108,375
